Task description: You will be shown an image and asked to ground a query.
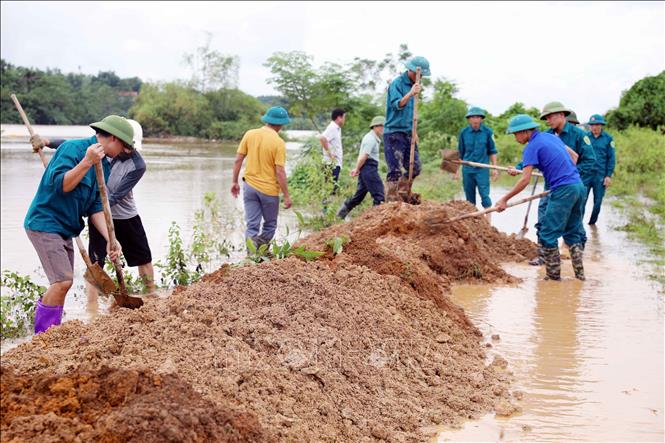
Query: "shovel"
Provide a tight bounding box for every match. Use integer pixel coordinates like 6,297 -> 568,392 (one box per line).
426,191 -> 550,227
403,67 -> 421,205
440,149 -> 543,177
515,175 -> 540,240
12,94 -> 141,308
94,162 -> 144,309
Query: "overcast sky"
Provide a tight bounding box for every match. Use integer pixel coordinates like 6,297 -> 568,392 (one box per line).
2,1 -> 664,121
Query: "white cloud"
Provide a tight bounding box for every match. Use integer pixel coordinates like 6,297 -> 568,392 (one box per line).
1,1 -> 663,120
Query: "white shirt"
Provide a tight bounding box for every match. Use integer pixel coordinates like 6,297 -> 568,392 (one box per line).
321,121 -> 343,168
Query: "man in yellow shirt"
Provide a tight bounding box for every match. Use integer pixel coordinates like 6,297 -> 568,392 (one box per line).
231,107 -> 292,248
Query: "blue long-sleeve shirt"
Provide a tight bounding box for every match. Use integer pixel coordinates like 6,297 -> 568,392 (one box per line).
587,130 -> 616,178
384,72 -> 415,134
547,122 -> 597,185
457,124 -> 497,171
24,136 -> 110,238
522,130 -> 581,191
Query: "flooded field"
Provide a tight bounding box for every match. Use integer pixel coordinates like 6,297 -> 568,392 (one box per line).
1,125 -> 663,442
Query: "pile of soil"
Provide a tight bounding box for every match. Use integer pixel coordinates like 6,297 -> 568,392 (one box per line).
2,201 -> 530,442
300,200 -> 536,318
1,366 -> 270,443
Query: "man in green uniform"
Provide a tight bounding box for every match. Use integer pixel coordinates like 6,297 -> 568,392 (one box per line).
454,106 -> 498,221
586,114 -> 616,225
541,102 -> 596,248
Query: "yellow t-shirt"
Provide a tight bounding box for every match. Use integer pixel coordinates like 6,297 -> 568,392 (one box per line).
237,126 -> 286,196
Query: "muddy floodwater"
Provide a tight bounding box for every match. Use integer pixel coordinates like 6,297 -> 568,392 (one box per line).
437,189 -> 664,442
2,125 -> 664,442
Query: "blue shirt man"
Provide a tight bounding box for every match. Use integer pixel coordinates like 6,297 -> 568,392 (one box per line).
586,114 -> 616,224
383,56 -> 430,201
497,115 -> 587,281
456,106 -> 498,211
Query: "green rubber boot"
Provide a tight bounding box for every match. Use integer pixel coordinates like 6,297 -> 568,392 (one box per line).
543,247 -> 561,281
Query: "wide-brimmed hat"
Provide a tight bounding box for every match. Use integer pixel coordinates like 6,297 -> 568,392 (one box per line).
507,114 -> 540,134
465,106 -> 486,119
261,106 -> 291,125
369,116 -> 385,128
587,114 -> 607,125
539,101 -> 571,120
405,56 -> 431,77
90,115 -> 134,147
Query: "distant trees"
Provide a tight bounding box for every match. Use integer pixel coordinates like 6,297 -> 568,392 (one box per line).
606,71 -> 665,131
1,59 -> 141,125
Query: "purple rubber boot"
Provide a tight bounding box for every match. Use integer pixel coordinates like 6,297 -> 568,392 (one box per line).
34,300 -> 63,334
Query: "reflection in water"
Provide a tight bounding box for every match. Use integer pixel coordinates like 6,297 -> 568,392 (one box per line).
440,227 -> 664,442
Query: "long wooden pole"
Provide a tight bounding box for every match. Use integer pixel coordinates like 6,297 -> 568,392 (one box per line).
10,94 -> 48,167
94,163 -> 128,296
448,159 -> 544,177
407,67 -> 421,198
443,191 -> 550,224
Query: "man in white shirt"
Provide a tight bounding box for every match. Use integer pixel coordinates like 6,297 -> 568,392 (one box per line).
319,108 -> 346,201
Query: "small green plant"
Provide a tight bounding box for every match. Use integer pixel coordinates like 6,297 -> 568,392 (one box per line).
244,238 -> 324,264
103,260 -> 148,294
1,270 -> 46,339
325,236 -> 350,255
156,222 -> 202,287
190,192 -> 232,271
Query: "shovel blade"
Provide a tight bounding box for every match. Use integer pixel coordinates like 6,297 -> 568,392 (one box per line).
84,264 -> 117,295
515,226 -> 529,240
114,291 -> 144,309
440,149 -> 460,174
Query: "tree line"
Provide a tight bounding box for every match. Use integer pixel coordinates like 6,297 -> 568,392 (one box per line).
2,43 -> 663,142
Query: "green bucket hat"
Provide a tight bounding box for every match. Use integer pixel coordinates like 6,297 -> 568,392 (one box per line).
90,115 -> 134,147
539,101 -> 571,120
261,106 -> 290,125
405,56 -> 431,77
587,114 -> 606,125
566,111 -> 580,125
465,106 -> 486,119
506,114 -> 540,134
369,116 -> 385,128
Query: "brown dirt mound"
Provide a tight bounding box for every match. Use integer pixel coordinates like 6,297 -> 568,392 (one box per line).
299,201 -> 536,327
1,365 -> 270,443
2,201 -> 531,442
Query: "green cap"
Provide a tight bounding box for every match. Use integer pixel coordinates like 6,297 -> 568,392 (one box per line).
405,56 -> 431,76
465,106 -> 486,119
539,101 -> 571,120
566,111 -> 580,125
587,114 -> 606,125
369,116 -> 385,128
261,106 -> 290,125
90,115 -> 134,147
506,114 -> 540,134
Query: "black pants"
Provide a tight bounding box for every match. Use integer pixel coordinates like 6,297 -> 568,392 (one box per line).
344,159 -> 385,211
89,215 -> 152,267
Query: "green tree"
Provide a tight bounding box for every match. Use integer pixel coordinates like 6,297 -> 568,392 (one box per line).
183,32 -> 240,93
606,71 -> 665,131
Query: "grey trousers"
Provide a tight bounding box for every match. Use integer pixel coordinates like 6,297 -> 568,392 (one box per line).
243,181 -> 280,245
